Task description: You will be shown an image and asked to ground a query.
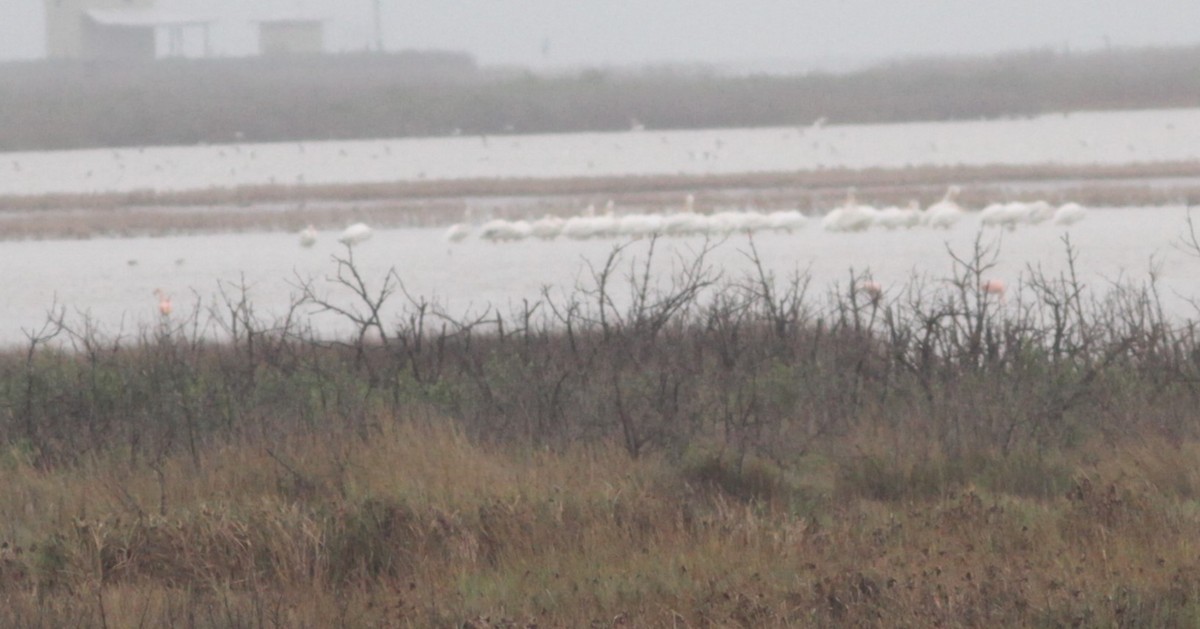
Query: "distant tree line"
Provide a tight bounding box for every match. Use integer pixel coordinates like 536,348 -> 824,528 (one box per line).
1,46 -> 1199,151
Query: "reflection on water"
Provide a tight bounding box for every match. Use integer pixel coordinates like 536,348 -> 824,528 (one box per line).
1,206 -> 1195,346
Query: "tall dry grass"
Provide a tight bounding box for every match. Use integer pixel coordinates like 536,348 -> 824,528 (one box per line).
4,233 -> 1200,624
5,412 -> 1200,626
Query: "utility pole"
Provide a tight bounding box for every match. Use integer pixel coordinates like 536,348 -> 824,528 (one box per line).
372,0 -> 384,52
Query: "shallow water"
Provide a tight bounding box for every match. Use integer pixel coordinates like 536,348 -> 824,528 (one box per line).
3,108 -> 1200,197
1,206 -> 1196,346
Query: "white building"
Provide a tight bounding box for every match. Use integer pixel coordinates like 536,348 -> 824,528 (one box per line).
42,0 -> 369,60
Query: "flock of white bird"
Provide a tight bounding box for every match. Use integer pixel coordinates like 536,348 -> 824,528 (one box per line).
298,221 -> 373,248
460,196 -> 811,243
444,187 -> 1088,244
298,187 -> 1089,248
821,187 -> 1087,233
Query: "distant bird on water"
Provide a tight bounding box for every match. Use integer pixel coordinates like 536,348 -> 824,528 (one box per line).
857,279 -> 883,301
338,223 -> 373,246
981,279 -> 1007,303
1053,202 -> 1087,226
923,185 -> 965,230
154,289 -> 173,316
445,209 -> 474,243
823,188 -> 876,233
299,224 -> 318,248
445,222 -> 472,243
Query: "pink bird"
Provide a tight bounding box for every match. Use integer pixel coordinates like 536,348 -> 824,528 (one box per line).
981,279 -> 1007,302
154,289 -> 173,316
856,279 -> 883,301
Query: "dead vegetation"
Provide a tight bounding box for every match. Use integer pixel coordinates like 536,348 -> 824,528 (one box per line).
4,234 -> 1200,625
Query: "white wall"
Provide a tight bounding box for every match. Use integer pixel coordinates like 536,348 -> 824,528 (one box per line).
151,0 -> 374,57
0,0 -> 374,61
7,0 -> 1200,66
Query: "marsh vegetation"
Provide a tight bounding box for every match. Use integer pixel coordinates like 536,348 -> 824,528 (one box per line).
4,233 -> 1200,625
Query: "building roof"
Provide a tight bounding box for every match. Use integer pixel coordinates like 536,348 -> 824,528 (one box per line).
86,8 -> 215,28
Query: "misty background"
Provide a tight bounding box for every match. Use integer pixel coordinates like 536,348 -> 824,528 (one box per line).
4,0 -> 1200,70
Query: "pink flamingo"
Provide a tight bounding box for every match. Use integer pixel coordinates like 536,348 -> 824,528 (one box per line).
154,289 -> 173,316
857,279 -> 883,301
981,279 -> 1007,303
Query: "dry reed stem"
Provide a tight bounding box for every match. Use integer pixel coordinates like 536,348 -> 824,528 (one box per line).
2,420 -> 1200,626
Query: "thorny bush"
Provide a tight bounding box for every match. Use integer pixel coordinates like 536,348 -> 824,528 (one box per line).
2,232 -> 1200,470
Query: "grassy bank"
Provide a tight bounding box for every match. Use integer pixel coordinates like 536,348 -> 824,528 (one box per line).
4,45 -> 1200,151
4,420 -> 1200,627
4,237 -> 1200,625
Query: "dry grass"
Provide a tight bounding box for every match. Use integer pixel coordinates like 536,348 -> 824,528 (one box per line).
5,237 -> 1200,625
3,419 -> 1200,627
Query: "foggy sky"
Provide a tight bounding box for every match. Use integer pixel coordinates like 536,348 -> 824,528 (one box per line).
3,0 -> 1200,69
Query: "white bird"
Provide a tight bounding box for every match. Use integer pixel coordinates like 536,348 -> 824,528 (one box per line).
561,215 -> 598,240
445,223 -> 472,243
1024,200 -> 1056,225
589,208 -> 619,239
298,224 -> 318,248
338,222 -> 373,245
872,206 -> 905,230
923,186 -> 965,230
821,208 -> 847,232
874,202 -> 921,230
562,205 -> 605,240
478,219 -> 524,242
980,202 -> 1010,228
739,210 -> 774,233
617,213 -> 664,239
530,215 -> 566,240
707,210 -> 754,236
850,205 -> 880,231
823,189 -> 877,233
1053,202 -> 1087,226
506,220 -> 534,241
765,210 -> 808,233
900,201 -> 923,228
661,211 -> 708,237
980,202 -> 1029,230
445,208 -> 475,243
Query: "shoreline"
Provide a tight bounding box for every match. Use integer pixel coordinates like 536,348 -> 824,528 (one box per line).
1,161 -> 1198,241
